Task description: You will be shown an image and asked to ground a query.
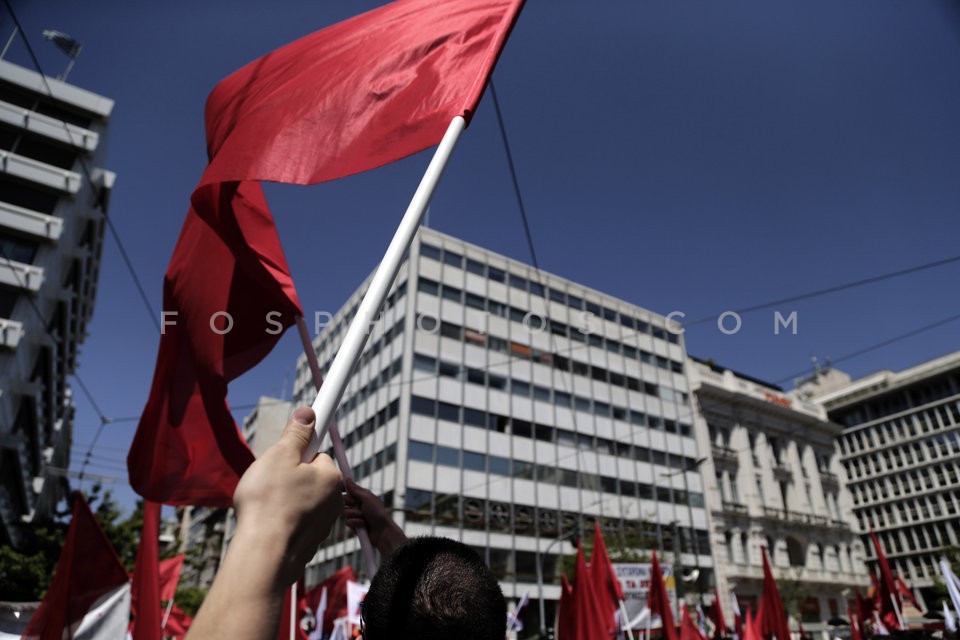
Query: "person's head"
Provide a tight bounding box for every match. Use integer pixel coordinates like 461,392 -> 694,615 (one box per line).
362,536 -> 506,640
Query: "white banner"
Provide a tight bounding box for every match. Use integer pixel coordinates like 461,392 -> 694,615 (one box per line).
346,580 -> 369,626
613,563 -> 677,629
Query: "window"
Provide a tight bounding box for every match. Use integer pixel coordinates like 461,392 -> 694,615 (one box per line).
417,278 -> 439,295
442,250 -> 463,268
466,258 -> 485,276
408,441 -> 433,462
420,244 -> 442,261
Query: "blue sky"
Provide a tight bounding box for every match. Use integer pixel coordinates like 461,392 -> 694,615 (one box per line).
5,0 -> 960,512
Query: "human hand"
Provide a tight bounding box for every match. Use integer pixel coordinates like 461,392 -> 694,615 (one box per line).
343,478 -> 407,558
233,407 -> 343,587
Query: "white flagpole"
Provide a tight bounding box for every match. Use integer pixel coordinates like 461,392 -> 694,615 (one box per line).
296,315 -> 378,576
161,599 -> 174,629
290,582 -> 298,640
888,592 -> 904,629
306,115 -> 466,454
619,600 -> 635,640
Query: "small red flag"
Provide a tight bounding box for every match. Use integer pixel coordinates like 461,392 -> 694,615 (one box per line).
23,494 -> 129,640
681,604 -> 707,640
557,574 -> 576,640
711,586 -> 729,640
869,527 -> 901,629
648,551 -> 678,640
849,607 -> 863,640
201,0 -> 526,188
276,577 -> 309,640
742,607 -> 762,640
304,566 -> 357,635
131,501 -> 162,640
754,547 -> 790,640
159,555 -> 186,603
589,521 -> 624,632
163,603 -> 193,639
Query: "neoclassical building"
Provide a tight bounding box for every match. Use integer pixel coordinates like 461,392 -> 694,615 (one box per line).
690,358 -> 868,633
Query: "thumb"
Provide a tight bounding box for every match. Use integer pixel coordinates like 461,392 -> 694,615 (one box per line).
277,406 -> 317,458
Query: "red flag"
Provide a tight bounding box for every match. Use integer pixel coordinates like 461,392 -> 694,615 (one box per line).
742,608 -> 761,640
681,605 -> 707,640
129,181 -> 301,505
798,621 -> 806,639
589,521 -> 624,631
848,607 -> 863,640
573,543 -> 609,640
277,578 -> 309,640
159,555 -> 185,602
755,547 -> 790,640
711,587 -> 729,640
131,501 -> 162,640
732,593 -> 744,639
869,527 -> 901,629
303,566 -> 356,635
200,0 -> 526,188
163,603 -> 193,639
895,575 -> 920,611
648,551 -> 678,640
23,494 -> 129,640
855,591 -> 872,631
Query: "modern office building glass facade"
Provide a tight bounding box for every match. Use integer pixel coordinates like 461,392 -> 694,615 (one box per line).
292,227 -> 711,630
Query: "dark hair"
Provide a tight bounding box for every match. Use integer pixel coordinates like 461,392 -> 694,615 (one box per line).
362,536 -> 506,640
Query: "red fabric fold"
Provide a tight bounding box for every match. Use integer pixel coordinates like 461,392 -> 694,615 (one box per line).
648,551 -> 678,640
589,521 -> 623,634
869,527 -> 902,629
755,547 -> 790,640
159,554 -> 186,603
201,0 -> 526,187
131,501 -> 162,640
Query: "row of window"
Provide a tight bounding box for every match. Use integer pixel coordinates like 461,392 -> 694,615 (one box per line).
417,276 -> 684,372
855,491 -> 959,531
833,374 -> 959,428
349,442 -> 398,482
413,351 -> 693,436
403,488 -> 710,553
840,401 -> 960,457
420,242 -> 680,345
845,432 -> 960,486
418,313 -> 690,407
407,439 -> 705,506
409,394 -> 701,471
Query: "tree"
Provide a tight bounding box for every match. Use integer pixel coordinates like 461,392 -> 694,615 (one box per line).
173,586 -> 207,617
0,486 -> 161,600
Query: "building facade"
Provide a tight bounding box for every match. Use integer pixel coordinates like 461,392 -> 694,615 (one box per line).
691,358 -> 868,632
292,228 -> 712,633
804,351 -> 960,609
0,59 -> 114,547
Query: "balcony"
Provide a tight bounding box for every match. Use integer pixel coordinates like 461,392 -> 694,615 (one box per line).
0,318 -> 23,349
712,444 -> 739,465
0,149 -> 81,194
721,500 -> 748,515
773,461 -> 792,480
0,98 -> 99,151
762,507 -> 831,527
820,471 -> 840,487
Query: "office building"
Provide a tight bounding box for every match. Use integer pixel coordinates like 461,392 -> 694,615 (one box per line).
691,358 -> 868,631
802,351 -> 960,609
0,58 -> 114,547
291,227 -> 711,632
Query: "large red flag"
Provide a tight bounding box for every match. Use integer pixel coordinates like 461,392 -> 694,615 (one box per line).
159,554 -> 186,602
569,543 -> 609,640
129,182 -> 301,505
276,578 -> 309,640
589,521 -> 624,631
869,528 -> 901,629
129,0 -> 525,506
23,494 -> 130,640
711,586 -> 729,640
648,551 -> 678,640
131,501 -> 162,640
755,547 -> 790,640
200,0 -> 526,188
895,575 -> 920,611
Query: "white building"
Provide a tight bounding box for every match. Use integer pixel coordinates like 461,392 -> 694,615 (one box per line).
292,227 -> 711,632
0,58 -> 114,546
803,351 -> 960,610
690,358 -> 868,632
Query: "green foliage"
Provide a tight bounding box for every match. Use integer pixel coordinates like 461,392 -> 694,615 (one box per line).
173,586 -> 207,617
0,486 -> 153,600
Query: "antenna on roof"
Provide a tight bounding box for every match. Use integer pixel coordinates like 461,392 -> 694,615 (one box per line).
1,24 -> 18,60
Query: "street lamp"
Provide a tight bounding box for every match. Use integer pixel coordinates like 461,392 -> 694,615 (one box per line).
536,526 -> 580,638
